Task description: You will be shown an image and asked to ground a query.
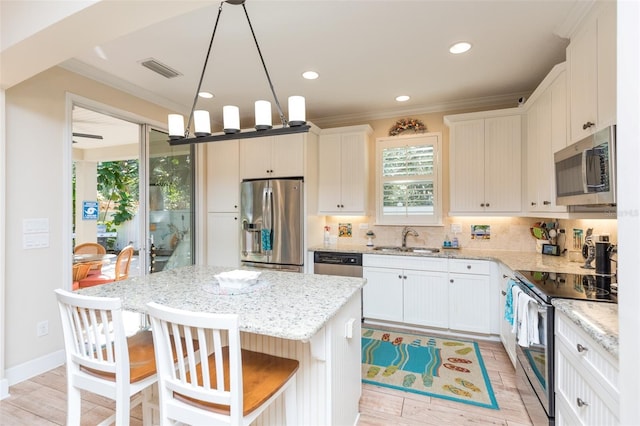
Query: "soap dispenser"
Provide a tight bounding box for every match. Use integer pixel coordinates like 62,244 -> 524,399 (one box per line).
366,230 -> 375,247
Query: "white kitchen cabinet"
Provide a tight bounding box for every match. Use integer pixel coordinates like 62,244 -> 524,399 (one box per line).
525,63 -> 568,214
239,133 -> 304,179
206,140 -> 240,267
446,111 -> 522,214
448,259 -> 492,334
318,125 -> 372,215
567,1 -> 616,143
555,309 -> 619,425
206,139 -> 239,213
206,212 -> 239,267
363,255 -> 494,335
362,266 -> 404,322
498,264 -> 517,368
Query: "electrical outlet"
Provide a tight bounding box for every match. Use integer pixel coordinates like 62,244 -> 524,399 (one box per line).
450,223 -> 462,234
358,223 -> 369,230
37,320 -> 49,337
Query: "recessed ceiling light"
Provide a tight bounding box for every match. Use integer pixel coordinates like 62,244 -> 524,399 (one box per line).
302,71 -> 319,80
198,91 -> 214,99
395,95 -> 410,102
449,42 -> 472,54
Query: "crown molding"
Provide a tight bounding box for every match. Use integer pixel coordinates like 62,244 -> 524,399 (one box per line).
59,59 -> 188,115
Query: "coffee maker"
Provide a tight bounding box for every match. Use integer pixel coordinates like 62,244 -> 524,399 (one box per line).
595,241 -> 616,276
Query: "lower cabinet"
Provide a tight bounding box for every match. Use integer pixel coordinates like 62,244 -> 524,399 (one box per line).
555,309 -> 619,425
206,212 -> 239,267
498,264 -> 517,368
362,255 -> 494,335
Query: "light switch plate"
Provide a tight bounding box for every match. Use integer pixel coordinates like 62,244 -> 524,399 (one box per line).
450,223 -> 462,234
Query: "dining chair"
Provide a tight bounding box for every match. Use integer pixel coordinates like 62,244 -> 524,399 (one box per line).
78,245 -> 134,288
74,242 -> 107,275
71,263 -> 92,291
54,288 -> 157,426
146,302 -> 299,426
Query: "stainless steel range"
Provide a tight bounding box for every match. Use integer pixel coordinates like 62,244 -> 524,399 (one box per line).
512,270 -> 617,426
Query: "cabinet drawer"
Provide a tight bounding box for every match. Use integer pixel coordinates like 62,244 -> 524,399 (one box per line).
555,314 -> 618,395
556,342 -> 619,425
363,254 -> 447,272
448,259 -> 491,275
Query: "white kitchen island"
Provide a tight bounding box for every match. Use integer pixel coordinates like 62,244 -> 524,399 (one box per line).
77,265 -> 365,426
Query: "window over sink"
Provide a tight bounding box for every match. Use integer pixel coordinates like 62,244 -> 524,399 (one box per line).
375,133 -> 442,226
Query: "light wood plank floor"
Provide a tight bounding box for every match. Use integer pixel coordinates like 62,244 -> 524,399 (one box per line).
0,338 -> 532,425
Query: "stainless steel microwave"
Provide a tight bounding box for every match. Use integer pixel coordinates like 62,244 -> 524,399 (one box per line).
554,125 -> 616,206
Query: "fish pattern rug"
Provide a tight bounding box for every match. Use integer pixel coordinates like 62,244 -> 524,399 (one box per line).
362,328 -> 499,410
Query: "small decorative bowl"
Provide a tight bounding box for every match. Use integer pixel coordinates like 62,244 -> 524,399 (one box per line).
215,270 -> 261,289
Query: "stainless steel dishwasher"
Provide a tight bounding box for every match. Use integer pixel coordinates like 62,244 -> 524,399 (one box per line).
313,251 -> 363,277
314,251 -> 364,320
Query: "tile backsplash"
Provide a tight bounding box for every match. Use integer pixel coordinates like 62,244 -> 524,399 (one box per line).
323,216 -> 617,254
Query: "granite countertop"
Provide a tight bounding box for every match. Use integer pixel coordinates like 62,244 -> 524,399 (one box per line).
553,299 -> 619,359
311,244 -> 619,357
77,265 -> 365,342
311,244 -> 594,274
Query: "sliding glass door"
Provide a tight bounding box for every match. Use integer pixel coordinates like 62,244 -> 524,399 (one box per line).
146,127 -> 194,272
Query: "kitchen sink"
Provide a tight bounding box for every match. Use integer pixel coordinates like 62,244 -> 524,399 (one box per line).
372,246 -> 440,254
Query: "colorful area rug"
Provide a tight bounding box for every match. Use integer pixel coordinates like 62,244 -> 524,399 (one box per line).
362,328 -> 499,410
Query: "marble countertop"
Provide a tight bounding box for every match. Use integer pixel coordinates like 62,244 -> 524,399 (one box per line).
77,265 -> 365,342
553,299 -> 619,359
311,244 -> 595,274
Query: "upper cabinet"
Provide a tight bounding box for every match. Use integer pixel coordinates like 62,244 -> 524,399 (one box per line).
318,125 -> 372,215
206,139 -> 240,213
445,110 -> 522,215
524,63 -> 568,214
239,133 -> 305,179
567,1 -> 616,143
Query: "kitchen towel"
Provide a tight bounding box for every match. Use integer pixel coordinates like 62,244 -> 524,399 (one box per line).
504,279 -> 518,326
510,285 -> 524,330
514,292 -> 540,348
261,228 -> 272,251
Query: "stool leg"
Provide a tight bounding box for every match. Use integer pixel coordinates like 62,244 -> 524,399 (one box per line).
284,375 -> 297,425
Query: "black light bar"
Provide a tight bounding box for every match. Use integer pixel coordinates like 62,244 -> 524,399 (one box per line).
168,124 -> 310,146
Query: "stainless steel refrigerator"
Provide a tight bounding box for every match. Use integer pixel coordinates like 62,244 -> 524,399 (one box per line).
240,178 -> 304,272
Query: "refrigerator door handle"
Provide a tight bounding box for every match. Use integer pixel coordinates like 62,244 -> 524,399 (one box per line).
261,187 -> 273,252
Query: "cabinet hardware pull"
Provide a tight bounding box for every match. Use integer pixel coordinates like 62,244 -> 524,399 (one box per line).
466,265 -> 471,269
486,203 -> 490,207
577,343 -> 588,353
502,274 -> 508,278
531,202 -> 537,206
480,203 -> 485,207
501,290 -> 507,296
582,121 -> 595,130
403,275 -> 407,279
450,279 -> 454,283
337,204 -> 340,208
398,275 -> 403,279
543,201 -> 551,205
576,398 -> 589,407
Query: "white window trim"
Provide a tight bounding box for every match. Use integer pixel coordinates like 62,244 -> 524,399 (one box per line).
375,132 -> 443,226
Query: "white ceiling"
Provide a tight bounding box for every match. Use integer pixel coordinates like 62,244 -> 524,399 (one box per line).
62,0 -> 591,138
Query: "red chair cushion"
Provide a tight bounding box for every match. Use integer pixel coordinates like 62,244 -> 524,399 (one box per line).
77,274 -> 115,288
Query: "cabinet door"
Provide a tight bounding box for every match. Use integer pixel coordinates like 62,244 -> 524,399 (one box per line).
362,267 -> 403,322
449,119 -> 486,212
498,267 -> 517,367
207,212 -> 239,267
526,101 -> 541,210
318,133 -> 343,213
240,137 -> 274,179
597,2 -> 616,130
568,21 -> 598,143
448,272 -> 491,334
484,115 -> 521,212
206,140 -> 239,212
339,133 -> 367,213
271,133 -> 304,177
403,270 -> 448,328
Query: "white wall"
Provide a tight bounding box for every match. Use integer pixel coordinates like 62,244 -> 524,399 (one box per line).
3,67 -> 171,384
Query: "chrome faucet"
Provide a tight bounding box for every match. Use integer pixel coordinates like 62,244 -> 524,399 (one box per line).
401,227 -> 419,248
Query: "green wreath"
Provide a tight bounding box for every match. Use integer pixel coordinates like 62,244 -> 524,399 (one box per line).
388,118 -> 427,136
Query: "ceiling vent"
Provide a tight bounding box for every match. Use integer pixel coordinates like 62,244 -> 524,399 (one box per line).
140,58 -> 182,79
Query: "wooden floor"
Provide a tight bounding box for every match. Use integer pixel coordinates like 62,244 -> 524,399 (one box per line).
0,339 -> 532,425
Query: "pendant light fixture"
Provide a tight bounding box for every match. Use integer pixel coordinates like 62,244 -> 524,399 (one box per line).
168,0 -> 310,145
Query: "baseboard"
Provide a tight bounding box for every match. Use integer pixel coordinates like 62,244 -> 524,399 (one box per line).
362,320 -> 501,342
0,378 -> 8,400
5,349 -> 65,388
